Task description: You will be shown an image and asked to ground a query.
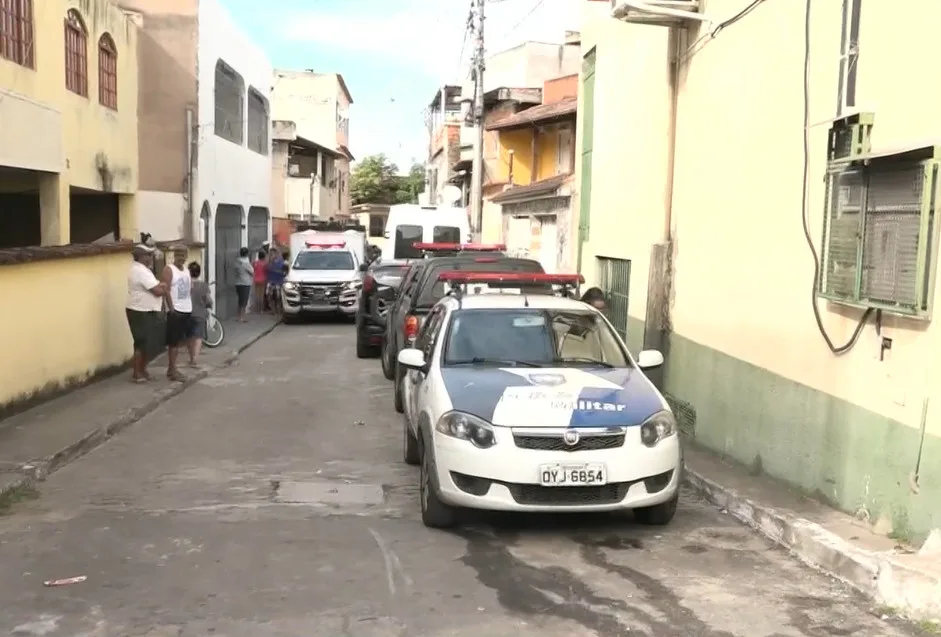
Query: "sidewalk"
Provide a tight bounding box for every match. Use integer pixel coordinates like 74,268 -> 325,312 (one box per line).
0,314 -> 279,503
683,441 -> 941,623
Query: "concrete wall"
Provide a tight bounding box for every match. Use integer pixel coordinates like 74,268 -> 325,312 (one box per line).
119,0 -> 198,241
578,0 -> 941,542
485,41 -> 581,92
0,0 -> 140,190
196,0 -> 272,287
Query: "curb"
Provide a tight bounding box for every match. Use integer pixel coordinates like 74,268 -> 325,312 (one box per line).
683,465 -> 941,622
0,320 -> 280,501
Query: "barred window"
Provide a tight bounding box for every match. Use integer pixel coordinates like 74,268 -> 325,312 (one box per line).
214,59 -> 244,144
98,34 -> 117,109
64,9 -> 87,97
0,0 -> 34,68
246,87 -> 269,155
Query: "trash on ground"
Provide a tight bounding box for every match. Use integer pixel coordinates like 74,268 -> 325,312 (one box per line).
43,576 -> 87,587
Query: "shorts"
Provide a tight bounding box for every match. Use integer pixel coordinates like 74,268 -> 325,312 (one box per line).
192,317 -> 208,340
126,309 -> 158,352
236,285 -> 251,309
166,311 -> 194,347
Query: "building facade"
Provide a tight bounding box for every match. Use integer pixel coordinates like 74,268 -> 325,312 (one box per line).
0,0 -> 141,410
120,0 -> 272,319
270,69 -> 354,218
576,0 -> 941,541
271,119 -> 345,221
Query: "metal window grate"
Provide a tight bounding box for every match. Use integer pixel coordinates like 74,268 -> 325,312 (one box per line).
214,61 -> 245,144
247,88 -> 269,154
823,169 -> 864,298
98,35 -> 117,110
64,10 -> 87,97
0,0 -> 33,68
596,256 -> 631,340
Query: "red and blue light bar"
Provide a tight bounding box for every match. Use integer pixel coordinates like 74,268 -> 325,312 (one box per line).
305,241 -> 346,249
413,242 -> 506,253
437,271 -> 584,286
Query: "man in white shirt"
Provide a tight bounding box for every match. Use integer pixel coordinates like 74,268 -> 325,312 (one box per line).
126,244 -> 167,383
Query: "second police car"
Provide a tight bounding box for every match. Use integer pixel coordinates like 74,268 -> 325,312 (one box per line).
397,271 -> 682,528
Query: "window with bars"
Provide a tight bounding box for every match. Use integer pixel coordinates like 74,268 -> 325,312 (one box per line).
0,0 -> 33,68
98,34 -> 117,110
246,87 -> 268,154
64,9 -> 87,97
214,59 -> 244,144
596,256 -> 631,340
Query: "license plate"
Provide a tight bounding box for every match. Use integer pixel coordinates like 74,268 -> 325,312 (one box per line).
538,464 -> 607,486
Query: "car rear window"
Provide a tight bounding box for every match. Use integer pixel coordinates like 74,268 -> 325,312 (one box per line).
393,225 -> 423,259
432,225 -> 461,243
373,264 -> 409,286
415,258 -> 545,308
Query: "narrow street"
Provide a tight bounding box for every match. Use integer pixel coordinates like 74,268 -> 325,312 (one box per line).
0,323 -> 920,637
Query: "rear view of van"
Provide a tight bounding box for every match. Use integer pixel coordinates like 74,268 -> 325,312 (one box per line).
384,205 -> 471,259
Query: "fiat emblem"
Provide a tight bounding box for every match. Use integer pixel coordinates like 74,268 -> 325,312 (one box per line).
562,430 -> 580,446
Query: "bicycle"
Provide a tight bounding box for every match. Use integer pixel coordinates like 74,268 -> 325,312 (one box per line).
203,281 -> 226,348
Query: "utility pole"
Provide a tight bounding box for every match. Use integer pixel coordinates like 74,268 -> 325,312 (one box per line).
469,0 -> 486,239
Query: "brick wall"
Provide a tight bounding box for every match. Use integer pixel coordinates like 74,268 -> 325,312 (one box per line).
543,74 -> 578,103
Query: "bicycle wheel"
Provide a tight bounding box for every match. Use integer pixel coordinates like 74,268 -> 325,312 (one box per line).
203,314 -> 225,348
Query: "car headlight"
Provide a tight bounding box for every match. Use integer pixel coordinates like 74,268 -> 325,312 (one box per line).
640,410 -> 677,448
283,281 -> 297,291
435,411 -> 497,449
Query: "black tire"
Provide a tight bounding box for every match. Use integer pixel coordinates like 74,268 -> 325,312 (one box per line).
355,318 -> 380,359
393,363 -> 404,414
403,417 -> 420,465
381,340 -> 395,380
281,314 -> 296,325
419,434 -> 456,528
634,493 -> 678,526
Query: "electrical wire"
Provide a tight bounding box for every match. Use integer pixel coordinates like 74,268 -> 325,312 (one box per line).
679,0 -> 770,65
457,1 -> 475,75
798,0 -> 872,354
498,0 -> 545,39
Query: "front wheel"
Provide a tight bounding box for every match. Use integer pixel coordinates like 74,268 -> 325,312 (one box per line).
634,493 -> 678,526
203,314 -> 225,348
420,436 -> 456,529
393,364 -> 404,414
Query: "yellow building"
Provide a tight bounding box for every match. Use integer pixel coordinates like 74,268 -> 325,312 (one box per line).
0,0 -> 140,412
577,0 -> 941,542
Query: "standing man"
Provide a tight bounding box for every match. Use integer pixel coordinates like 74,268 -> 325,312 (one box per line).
234,247 -> 253,322
266,247 -> 286,317
126,243 -> 167,383
161,245 -> 194,382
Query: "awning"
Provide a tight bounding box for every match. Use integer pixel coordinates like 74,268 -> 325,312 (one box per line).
491,174 -> 569,204
486,97 -> 577,131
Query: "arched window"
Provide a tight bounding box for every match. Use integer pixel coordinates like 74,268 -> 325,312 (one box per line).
246,87 -> 269,155
64,9 -> 87,96
0,0 -> 35,68
214,59 -> 244,145
98,34 -> 117,109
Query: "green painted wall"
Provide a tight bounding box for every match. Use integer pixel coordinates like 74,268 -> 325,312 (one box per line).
626,314 -> 940,542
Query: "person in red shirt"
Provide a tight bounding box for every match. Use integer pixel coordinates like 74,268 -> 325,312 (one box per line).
252,250 -> 268,313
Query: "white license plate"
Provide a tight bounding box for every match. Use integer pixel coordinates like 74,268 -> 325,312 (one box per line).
538,464 -> 607,486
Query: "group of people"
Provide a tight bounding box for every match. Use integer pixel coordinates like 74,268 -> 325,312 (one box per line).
232,246 -> 287,321
125,243 -> 213,383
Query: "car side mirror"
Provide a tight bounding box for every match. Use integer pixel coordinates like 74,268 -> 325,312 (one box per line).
637,350 -> 664,370
398,348 -> 427,371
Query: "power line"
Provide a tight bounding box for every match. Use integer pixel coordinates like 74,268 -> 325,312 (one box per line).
497,0 -> 545,40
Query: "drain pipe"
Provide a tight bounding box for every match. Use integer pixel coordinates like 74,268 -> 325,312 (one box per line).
185,107 -> 196,242
663,28 -> 683,242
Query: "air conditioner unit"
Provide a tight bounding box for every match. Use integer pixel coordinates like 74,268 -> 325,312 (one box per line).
610,0 -> 706,26
827,112 -> 874,164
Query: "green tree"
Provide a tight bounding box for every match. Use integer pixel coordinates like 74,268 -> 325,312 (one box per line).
392,163 -> 426,205
351,155 -> 425,205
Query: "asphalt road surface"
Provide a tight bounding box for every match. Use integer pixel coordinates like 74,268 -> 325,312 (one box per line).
0,322 -> 923,637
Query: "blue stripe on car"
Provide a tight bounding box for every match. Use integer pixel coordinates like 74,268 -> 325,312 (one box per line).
440,368 -> 533,421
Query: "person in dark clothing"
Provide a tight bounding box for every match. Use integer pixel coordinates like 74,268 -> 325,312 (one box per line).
580,287 -> 607,310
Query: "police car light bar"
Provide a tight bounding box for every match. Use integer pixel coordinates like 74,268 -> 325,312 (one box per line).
438,272 -> 584,286
305,241 -> 346,249
413,242 -> 506,252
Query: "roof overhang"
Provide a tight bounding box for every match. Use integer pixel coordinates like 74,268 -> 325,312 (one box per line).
491,174 -> 569,204
337,74 -> 353,104
486,97 -> 577,131
483,87 -> 542,107
337,144 -> 355,161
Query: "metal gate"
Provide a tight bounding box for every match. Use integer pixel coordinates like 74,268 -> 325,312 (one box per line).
246,206 -> 269,259
596,256 -> 631,340
214,204 -> 243,319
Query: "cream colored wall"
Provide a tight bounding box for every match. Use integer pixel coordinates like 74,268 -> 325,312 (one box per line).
0,0 -> 139,192
0,252 -> 134,407
580,0 -> 941,436
576,14 -> 673,322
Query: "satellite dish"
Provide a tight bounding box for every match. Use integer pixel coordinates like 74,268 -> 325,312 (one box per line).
439,185 -> 462,206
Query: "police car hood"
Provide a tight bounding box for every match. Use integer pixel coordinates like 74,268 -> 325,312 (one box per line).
286,269 -> 358,284
440,367 -> 665,428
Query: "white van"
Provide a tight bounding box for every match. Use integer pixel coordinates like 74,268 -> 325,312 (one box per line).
383,205 -> 472,260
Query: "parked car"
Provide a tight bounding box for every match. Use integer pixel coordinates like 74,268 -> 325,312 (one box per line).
381,245 -> 545,413
396,270 -> 680,529
355,258 -> 413,358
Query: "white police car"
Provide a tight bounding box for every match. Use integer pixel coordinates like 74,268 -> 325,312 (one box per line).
397,271 -> 682,528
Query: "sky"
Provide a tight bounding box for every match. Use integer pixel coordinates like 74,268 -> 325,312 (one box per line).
220,0 -> 580,173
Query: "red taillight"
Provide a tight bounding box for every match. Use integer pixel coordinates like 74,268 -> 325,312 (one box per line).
404,315 -> 419,343
363,274 -> 376,293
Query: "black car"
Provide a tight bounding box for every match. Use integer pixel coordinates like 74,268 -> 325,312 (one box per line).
355,258 -> 413,358
381,253 -> 545,413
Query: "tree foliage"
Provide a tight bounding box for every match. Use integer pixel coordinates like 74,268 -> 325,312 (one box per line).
351,154 -> 425,206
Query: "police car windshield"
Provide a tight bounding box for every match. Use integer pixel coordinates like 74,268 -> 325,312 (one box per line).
292,251 -> 354,271
443,309 -> 631,368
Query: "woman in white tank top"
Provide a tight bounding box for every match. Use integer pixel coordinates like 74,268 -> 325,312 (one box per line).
162,245 -> 194,381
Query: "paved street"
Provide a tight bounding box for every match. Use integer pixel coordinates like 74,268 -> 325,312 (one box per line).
0,323 -> 923,637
